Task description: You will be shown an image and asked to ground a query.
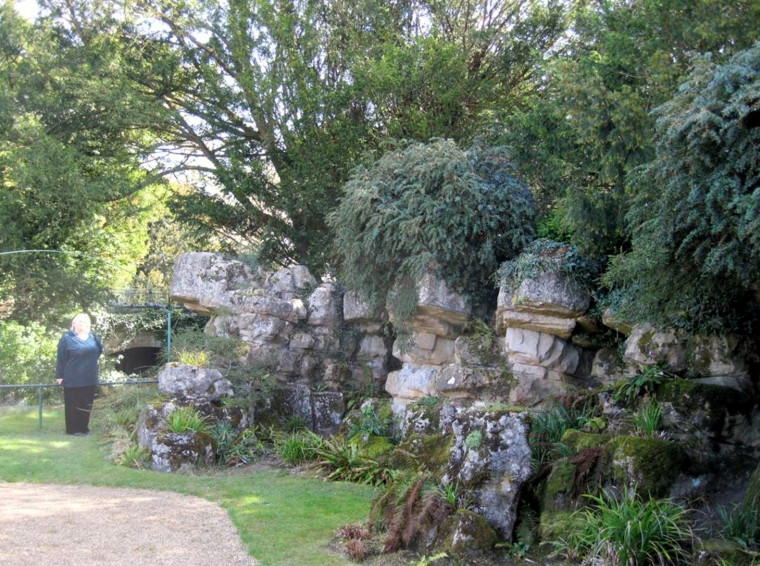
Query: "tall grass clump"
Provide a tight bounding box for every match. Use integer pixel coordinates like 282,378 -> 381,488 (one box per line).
633,399 -> 664,436
557,487 -> 692,565
273,429 -> 323,465
718,496 -> 760,549
166,406 -> 208,434
209,421 -> 265,466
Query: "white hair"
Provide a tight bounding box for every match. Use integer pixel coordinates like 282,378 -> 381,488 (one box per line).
70,313 -> 91,330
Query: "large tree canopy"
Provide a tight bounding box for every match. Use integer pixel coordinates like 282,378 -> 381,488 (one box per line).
0,1 -> 166,320
48,0 -> 566,273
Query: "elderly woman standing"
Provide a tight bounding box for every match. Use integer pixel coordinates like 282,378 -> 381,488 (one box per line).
56,313 -> 103,436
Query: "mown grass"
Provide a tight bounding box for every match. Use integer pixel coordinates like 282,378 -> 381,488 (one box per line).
0,405 -> 377,566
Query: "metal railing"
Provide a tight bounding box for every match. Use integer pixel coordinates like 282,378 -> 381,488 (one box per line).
0,379 -> 158,429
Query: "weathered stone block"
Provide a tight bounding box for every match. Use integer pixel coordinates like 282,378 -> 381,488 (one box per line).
158,363 -> 233,401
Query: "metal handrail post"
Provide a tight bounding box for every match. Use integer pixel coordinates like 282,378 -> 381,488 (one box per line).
166,307 -> 172,362
38,385 -> 43,429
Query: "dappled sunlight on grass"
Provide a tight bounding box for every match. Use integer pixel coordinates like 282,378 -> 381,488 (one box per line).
0,437 -> 72,454
0,405 -> 375,565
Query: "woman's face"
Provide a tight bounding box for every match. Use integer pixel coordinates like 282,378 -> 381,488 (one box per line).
72,317 -> 91,334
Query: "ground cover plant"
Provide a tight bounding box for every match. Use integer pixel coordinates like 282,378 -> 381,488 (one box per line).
0,406 -> 376,566
556,487 -> 693,565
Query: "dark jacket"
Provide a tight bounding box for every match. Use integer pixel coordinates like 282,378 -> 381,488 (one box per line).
55,331 -> 103,388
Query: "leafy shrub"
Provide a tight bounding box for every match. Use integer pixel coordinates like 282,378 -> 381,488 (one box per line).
605,44 -> 760,334
614,364 -> 673,405
329,139 -> 536,337
166,406 -> 208,434
557,487 -> 692,565
0,320 -> 58,400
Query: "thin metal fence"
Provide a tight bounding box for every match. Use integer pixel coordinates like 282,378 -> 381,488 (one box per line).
0,379 -> 158,429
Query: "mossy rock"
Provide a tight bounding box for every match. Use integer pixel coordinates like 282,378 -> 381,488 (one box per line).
438,509 -> 498,559
350,434 -> 394,459
609,436 -> 689,498
541,457 -> 576,512
695,538 -> 759,566
391,433 -> 453,476
538,509 -> 585,543
658,379 -> 754,435
404,397 -> 443,434
561,429 -> 609,452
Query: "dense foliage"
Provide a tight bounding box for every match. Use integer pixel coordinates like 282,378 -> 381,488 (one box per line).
0,3 -> 174,321
497,0 -> 760,257
604,43 -> 760,333
329,139 -> 536,333
1,0 -> 759,369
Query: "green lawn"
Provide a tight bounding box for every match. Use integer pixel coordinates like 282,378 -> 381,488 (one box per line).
0,406 -> 376,566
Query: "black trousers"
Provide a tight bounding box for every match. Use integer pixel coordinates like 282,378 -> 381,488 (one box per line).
63,385 -> 96,434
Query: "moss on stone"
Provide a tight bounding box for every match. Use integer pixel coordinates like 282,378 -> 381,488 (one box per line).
542,457 -> 576,512
561,430 -> 609,452
609,436 -> 688,498
376,399 -> 395,423
658,378 -> 754,432
439,509 -> 498,558
392,433 -> 453,476
405,397 -> 443,432
538,509 -> 585,543
349,434 -> 395,459
696,538 -> 758,566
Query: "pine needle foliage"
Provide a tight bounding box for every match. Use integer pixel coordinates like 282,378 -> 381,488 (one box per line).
329,139 -> 536,335
605,43 -> 760,333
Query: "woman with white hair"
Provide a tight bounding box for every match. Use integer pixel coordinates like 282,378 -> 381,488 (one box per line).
55,313 -> 103,436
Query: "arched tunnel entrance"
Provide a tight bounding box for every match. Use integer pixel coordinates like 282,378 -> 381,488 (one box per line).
111,346 -> 162,374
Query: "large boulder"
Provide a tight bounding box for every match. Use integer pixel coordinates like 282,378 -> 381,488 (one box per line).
495,271 -> 591,338
393,331 -> 456,366
170,252 -> 255,315
505,328 -> 593,406
623,324 -> 751,391
151,431 -> 216,473
158,363 -> 233,401
440,406 -> 533,540
416,272 -> 472,327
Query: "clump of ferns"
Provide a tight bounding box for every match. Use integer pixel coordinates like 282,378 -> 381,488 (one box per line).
528,393 -> 600,475
336,523 -> 372,562
570,445 -> 610,498
370,470 -> 458,553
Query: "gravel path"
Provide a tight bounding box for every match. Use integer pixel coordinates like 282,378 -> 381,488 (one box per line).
0,482 -> 257,566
